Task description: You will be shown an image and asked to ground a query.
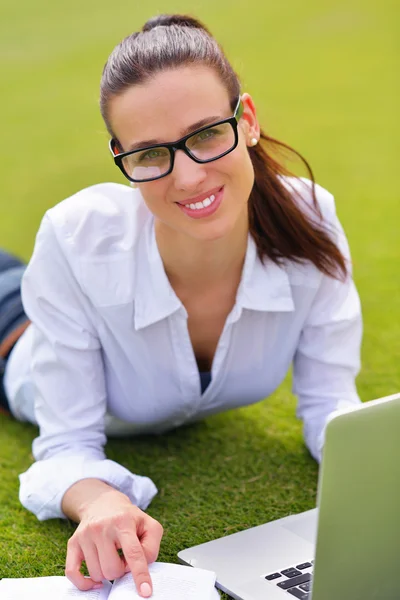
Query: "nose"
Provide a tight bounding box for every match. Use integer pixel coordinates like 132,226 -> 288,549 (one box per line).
171,149 -> 207,191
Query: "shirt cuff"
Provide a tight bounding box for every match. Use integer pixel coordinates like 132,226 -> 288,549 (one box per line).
309,398 -> 363,463
19,455 -> 158,521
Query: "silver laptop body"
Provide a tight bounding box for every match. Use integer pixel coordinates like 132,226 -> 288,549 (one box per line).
178,393 -> 400,600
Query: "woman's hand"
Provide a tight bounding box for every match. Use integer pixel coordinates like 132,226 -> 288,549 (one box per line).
64,484 -> 163,598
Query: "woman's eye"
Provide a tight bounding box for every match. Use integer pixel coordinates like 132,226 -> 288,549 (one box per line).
142,150 -> 161,160
197,129 -> 216,141
135,148 -> 169,164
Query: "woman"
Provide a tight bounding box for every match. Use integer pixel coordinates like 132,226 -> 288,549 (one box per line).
0,13 -> 362,599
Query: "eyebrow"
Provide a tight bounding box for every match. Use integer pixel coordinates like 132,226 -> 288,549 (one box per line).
126,115 -> 221,151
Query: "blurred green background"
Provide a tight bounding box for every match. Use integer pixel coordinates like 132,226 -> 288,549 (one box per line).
0,0 -> 399,593
2,0 -> 398,398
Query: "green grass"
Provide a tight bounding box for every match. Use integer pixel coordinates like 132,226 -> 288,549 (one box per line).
0,1 -> 399,597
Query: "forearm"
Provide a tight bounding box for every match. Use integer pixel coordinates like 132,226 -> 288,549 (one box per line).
61,478 -> 129,522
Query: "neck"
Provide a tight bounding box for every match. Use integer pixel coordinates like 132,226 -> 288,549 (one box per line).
155,213 -> 249,292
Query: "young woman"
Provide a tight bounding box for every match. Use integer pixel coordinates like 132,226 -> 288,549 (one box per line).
0,14 -> 362,598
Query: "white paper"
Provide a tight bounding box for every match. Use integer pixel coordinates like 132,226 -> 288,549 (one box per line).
0,565 -> 220,600
0,576 -> 112,600
108,562 -> 217,600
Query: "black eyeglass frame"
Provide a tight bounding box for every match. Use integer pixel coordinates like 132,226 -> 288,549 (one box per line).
109,97 -> 244,183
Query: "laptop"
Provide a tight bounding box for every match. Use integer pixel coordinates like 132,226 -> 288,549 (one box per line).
178,392 -> 400,600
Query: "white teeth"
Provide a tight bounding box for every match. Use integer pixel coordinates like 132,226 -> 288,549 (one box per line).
185,194 -> 217,211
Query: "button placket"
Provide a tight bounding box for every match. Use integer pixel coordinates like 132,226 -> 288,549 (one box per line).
169,301 -> 242,418
169,308 -> 200,419
210,322 -> 232,382
204,305 -> 241,400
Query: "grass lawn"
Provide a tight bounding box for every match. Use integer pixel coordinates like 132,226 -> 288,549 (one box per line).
0,1 -> 398,597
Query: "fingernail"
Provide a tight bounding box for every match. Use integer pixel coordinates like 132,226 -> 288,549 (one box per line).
93,583 -> 103,590
140,582 -> 152,597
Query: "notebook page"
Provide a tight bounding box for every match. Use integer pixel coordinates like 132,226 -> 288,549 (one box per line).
210,585 -> 222,599
109,563 -> 217,600
0,576 -> 112,600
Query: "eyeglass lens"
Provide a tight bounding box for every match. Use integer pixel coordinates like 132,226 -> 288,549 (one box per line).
121,121 -> 236,181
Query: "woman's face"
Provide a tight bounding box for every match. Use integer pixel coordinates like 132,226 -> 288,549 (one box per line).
108,65 -> 260,242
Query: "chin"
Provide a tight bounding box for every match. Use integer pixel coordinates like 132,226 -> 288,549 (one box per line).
189,218 -> 236,242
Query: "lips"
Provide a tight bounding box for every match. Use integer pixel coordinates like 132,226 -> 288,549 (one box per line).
176,186 -> 224,220
177,186 -> 223,207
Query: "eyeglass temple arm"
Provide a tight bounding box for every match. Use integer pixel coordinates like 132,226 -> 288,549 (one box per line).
234,95 -> 244,121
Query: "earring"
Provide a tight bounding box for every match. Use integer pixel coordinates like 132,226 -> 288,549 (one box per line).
250,137 -> 258,147
130,182 -> 138,189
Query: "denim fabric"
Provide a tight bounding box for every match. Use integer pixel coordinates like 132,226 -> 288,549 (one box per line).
0,250 -> 27,412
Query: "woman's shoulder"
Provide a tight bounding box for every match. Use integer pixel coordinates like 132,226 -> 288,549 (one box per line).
44,182 -> 151,257
278,176 -> 343,286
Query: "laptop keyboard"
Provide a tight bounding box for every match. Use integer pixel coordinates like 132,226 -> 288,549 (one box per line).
265,560 -> 313,599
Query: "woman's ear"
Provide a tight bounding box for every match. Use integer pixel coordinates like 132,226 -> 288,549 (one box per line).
239,93 -> 260,146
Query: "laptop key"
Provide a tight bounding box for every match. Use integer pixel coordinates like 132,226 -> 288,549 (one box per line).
287,588 -> 309,599
277,573 -> 311,590
265,572 -> 282,581
296,562 -> 312,570
299,582 -> 311,592
281,568 -> 302,578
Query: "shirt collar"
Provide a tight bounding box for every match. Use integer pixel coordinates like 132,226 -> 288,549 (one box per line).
134,218 -> 182,330
237,234 -> 295,315
134,220 -> 294,331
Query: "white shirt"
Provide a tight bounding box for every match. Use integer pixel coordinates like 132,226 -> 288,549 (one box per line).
4,178 -> 362,521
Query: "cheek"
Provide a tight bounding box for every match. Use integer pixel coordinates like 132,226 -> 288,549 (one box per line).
230,145 -> 255,194
138,181 -> 169,212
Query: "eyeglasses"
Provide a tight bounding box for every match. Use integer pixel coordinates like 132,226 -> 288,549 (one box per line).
109,97 -> 243,183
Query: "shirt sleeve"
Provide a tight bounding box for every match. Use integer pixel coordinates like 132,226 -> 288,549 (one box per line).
19,213 -> 157,521
293,192 -> 363,463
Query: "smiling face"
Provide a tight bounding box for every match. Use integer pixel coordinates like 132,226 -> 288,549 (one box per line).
108,65 -> 259,243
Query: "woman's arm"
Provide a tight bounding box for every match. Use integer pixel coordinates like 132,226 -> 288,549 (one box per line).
19,209 -> 160,596
61,478 -> 123,522
19,211 -> 157,519
293,189 -> 362,462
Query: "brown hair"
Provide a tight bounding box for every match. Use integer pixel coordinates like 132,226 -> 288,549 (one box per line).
100,14 -> 347,280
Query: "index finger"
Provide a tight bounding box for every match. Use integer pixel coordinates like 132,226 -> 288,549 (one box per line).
119,533 -> 153,598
